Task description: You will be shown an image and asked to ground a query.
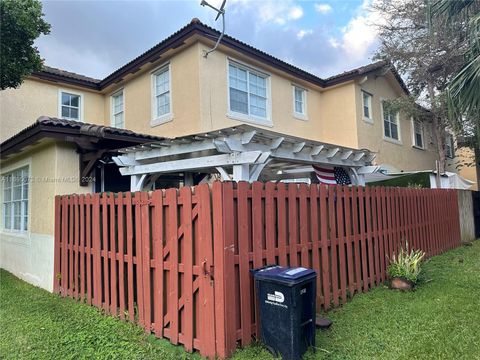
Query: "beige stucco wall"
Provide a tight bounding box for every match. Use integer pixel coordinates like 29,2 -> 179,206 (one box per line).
104,43 -> 202,137
0,79 -> 105,142
355,75 -> 439,172
0,141 -> 89,291
196,42 -> 359,148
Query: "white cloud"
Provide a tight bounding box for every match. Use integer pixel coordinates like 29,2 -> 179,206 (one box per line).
314,3 -> 333,14
339,0 -> 384,57
328,37 -> 340,48
297,29 -> 313,39
230,0 -> 304,26
288,6 -> 304,20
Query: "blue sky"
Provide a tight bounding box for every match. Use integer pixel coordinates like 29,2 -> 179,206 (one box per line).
36,0 -> 381,79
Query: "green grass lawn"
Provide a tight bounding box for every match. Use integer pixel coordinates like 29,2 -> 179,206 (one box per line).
1,240 -> 479,359
235,240 -> 480,360
0,270 -> 200,359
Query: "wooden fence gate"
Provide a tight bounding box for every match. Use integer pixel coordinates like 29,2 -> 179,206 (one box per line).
54,184 -> 217,357
54,182 -> 462,358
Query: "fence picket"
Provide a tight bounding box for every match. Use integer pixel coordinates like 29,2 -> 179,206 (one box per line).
117,193 -> 125,320
151,190 -> 164,337
328,186 -> 339,306
79,195 -> 85,300
166,188 -> 179,343
109,193 -> 118,316
180,186 -> 194,352
336,186 -> 347,303
125,192 -> 135,322
319,185 -> 331,309
237,181 -> 251,345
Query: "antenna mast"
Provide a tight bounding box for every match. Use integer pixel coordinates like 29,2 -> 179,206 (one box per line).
200,0 -> 226,58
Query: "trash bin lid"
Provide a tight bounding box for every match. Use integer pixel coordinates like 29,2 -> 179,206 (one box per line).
253,265 -> 316,286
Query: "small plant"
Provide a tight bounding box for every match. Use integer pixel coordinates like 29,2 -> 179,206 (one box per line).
388,242 -> 425,285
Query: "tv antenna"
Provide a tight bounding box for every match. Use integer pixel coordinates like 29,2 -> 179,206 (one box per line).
200,0 -> 226,58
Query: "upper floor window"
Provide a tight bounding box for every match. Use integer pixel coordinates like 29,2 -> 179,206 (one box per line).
413,119 -> 424,148
2,166 -> 29,232
111,90 -> 124,128
152,65 -> 171,125
362,91 -> 372,122
59,91 -> 82,121
383,102 -> 400,141
228,61 -> 269,122
293,86 -> 307,119
445,133 -> 454,158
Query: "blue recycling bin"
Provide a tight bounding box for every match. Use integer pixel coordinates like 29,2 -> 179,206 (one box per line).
251,265 -> 316,360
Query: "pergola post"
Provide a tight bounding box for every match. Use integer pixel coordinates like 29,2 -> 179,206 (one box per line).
130,174 -> 147,192
232,164 -> 250,181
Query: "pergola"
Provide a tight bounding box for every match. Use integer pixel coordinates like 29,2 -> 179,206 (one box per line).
112,125 -> 376,191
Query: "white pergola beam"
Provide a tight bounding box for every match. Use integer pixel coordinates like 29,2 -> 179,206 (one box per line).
134,139 -> 217,161
241,130 -> 257,144
119,151 -> 265,176
292,142 -> 306,153
270,137 -> 284,150
222,139 -> 361,167
310,145 -> 324,156
326,147 -> 340,158
353,151 -> 365,161
341,150 -> 353,160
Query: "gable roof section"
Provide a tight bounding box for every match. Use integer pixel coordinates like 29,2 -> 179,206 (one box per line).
1,116 -> 164,160
31,19 -> 409,94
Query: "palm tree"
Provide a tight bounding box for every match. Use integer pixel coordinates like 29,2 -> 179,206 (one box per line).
431,0 -> 480,140
431,0 -> 480,189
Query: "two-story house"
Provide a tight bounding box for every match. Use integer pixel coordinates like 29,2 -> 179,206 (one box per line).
0,19 -> 471,290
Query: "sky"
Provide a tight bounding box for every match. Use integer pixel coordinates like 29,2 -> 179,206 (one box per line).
35,0 -> 382,80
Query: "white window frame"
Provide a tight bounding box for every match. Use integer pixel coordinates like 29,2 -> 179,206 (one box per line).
292,85 -> 308,120
1,164 -> 30,234
362,90 -> 373,123
445,133 -> 454,158
58,89 -> 84,121
151,63 -> 173,127
411,118 -> 425,149
227,58 -> 272,127
110,89 -> 125,129
381,100 -> 402,144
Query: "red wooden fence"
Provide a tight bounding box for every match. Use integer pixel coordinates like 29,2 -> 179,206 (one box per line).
54,182 -> 461,358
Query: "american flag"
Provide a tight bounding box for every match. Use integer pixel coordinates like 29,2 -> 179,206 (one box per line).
313,165 -> 352,185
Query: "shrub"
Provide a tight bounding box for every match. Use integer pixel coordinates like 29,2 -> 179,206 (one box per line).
387,242 -> 426,284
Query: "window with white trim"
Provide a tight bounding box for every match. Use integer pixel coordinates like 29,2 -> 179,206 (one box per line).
293,86 -> 306,116
111,90 -> 124,128
362,91 -> 372,121
2,166 -> 29,231
60,92 -> 81,120
228,62 -> 268,120
445,133 -> 454,158
153,65 -> 170,119
413,120 -> 424,148
383,102 -> 400,140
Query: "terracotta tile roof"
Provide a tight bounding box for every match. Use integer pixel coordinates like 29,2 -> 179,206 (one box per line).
34,116 -> 162,140
31,19 -> 409,94
41,66 -> 101,84
1,116 -> 164,159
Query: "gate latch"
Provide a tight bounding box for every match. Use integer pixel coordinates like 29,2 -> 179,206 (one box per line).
201,260 -> 214,281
